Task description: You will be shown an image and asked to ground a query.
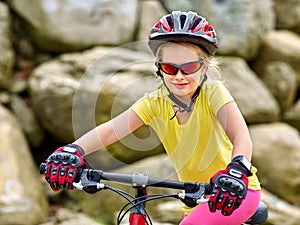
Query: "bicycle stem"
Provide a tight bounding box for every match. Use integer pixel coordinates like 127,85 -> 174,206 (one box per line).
129,186 -> 148,225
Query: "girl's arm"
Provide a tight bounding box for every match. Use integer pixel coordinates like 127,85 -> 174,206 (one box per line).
73,108 -> 144,155
217,102 -> 253,161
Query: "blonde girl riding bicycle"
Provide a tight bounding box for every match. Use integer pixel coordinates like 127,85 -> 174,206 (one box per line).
42,11 -> 261,225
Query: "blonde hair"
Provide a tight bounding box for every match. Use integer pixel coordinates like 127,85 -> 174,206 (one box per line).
156,42 -> 222,80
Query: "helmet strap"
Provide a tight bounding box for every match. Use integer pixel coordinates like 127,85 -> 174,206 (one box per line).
157,70 -> 207,120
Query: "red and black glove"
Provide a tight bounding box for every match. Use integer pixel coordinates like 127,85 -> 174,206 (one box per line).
208,155 -> 252,216
42,144 -> 88,191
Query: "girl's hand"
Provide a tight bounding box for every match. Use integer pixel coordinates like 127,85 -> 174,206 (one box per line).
208,157 -> 251,216
41,144 -> 88,191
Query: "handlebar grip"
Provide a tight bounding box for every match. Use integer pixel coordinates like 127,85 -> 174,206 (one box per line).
40,163 -> 47,174
205,183 -> 213,195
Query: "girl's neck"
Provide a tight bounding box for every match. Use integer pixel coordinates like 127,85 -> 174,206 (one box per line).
172,94 -> 193,105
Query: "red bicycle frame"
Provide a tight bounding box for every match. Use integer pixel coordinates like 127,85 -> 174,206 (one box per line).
129,187 -> 147,225
129,214 -> 147,225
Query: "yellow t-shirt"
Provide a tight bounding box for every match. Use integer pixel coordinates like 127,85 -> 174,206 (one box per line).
131,79 -> 261,191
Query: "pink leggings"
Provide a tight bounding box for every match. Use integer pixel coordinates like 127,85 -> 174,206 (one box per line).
179,189 -> 261,225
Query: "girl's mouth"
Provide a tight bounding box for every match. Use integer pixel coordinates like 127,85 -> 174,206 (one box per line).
174,83 -> 188,89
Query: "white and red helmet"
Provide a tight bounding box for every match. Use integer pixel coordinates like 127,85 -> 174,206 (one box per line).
148,11 -> 218,56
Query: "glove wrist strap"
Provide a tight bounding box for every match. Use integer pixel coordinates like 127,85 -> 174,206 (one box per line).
62,144 -> 85,155
232,155 -> 252,176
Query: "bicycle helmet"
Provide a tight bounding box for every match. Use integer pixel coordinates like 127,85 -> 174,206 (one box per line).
148,11 -> 218,56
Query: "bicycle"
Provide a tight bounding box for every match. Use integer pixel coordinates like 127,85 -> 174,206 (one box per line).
40,165 -> 268,225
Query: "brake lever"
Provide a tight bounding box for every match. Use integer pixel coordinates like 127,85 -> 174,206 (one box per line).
178,184 -> 211,207
73,169 -> 106,194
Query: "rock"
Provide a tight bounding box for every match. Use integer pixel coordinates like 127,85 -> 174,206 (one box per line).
0,2 -> 14,88
155,200 -> 184,224
0,105 -> 48,225
163,0 -> 275,59
262,189 -> 300,225
55,208 -> 105,225
9,0 -> 138,53
37,207 -> 106,225
284,99 -> 300,130
218,57 -> 280,123
136,0 -> 166,52
252,30 -> 300,86
259,61 -> 297,111
249,122 -> 300,205
273,0 -> 300,33
8,77 -> 28,94
10,95 -> 45,148
28,59 -> 79,142
0,91 -> 10,105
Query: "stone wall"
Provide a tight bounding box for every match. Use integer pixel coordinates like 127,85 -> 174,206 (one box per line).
0,0 -> 300,224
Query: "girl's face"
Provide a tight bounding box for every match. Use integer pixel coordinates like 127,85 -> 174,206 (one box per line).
159,43 -> 207,99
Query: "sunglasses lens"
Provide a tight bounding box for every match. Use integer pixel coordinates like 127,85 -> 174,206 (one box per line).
181,62 -> 201,74
160,64 -> 178,75
158,60 -> 203,75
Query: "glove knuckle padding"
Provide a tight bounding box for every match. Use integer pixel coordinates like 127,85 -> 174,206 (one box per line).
216,193 -> 226,209
213,174 -> 247,198
43,144 -> 87,191
50,165 -> 60,191
222,197 -> 234,216
65,169 -> 76,190
47,152 -> 82,168
208,189 -> 218,212
58,167 -> 67,188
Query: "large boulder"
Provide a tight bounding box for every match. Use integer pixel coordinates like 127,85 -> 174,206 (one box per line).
258,61 -> 297,112
273,0 -> 300,33
0,2 -> 14,88
9,0 -> 138,53
249,122 -> 300,205
28,58 -> 80,143
10,95 -> 45,148
218,57 -> 280,123
163,0 -> 275,59
262,189 -> 300,225
252,30 -> 300,86
51,208 -> 106,225
0,105 -> 48,225
284,99 -> 300,130
136,0 -> 166,52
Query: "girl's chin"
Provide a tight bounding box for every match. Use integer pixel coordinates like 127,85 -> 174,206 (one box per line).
171,90 -> 186,96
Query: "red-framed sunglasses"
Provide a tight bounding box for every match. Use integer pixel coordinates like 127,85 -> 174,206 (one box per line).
156,60 -> 204,75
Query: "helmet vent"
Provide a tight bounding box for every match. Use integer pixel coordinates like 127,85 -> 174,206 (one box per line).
166,16 -> 173,29
180,15 -> 187,29
191,17 -> 202,30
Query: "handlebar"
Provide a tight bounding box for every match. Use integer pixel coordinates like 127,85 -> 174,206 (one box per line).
80,168 -> 211,192
40,163 -> 212,207
40,163 -> 211,192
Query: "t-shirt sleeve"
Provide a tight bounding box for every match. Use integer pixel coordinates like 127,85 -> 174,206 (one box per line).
208,81 -> 235,116
131,95 -> 153,125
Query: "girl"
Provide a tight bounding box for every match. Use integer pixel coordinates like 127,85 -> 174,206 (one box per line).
43,11 -> 261,225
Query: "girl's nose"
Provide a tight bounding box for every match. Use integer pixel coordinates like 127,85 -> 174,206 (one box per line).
174,70 -> 185,79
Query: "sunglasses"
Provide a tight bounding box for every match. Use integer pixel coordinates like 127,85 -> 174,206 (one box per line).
156,60 -> 204,75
